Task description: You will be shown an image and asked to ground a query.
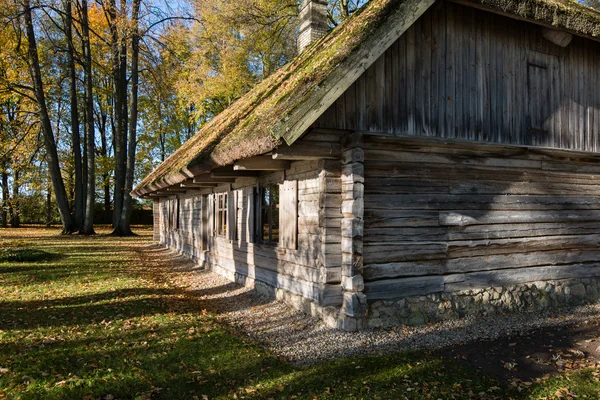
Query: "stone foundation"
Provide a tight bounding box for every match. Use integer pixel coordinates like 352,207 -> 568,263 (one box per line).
368,277 -> 600,328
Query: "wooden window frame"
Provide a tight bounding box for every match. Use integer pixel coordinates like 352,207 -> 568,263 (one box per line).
215,192 -> 228,238
258,184 -> 280,247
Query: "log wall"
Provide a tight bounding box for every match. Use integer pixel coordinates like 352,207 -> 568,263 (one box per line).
314,1 -> 600,152
156,148 -> 344,312
362,134 -> 600,302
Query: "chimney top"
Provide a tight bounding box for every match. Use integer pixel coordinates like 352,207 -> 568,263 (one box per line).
298,0 -> 329,54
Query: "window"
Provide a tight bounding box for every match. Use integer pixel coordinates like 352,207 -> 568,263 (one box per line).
260,184 -> 280,246
215,193 -> 227,237
167,199 -> 179,230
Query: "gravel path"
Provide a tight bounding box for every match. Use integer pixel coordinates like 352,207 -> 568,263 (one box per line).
145,244 -> 600,366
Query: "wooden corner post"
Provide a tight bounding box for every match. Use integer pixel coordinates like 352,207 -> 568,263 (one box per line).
339,132 -> 367,331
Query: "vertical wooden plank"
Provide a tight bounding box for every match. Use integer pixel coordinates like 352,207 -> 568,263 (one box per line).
280,180 -> 298,250
384,40 -> 394,133
406,19 -> 416,136
345,82 -> 357,131
500,18 -> 511,145
376,53 -> 386,131
227,190 -> 236,241
356,72 -> 366,131
584,41 -> 592,152
445,3 -> 455,139
366,61 -> 377,131
246,187 -> 255,243
421,10 -> 432,136
430,3 -> 443,137
594,46 -> 600,152
576,47 -> 583,150
397,30 -> 408,135
455,7 -> 465,140
336,87 -> 347,131
391,37 -> 400,134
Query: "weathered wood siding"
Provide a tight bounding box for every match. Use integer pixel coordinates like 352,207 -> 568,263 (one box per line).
315,1 -> 600,152
362,134 -> 600,301
153,199 -> 160,241
156,151 -> 343,307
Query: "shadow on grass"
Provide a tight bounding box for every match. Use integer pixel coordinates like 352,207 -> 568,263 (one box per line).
0,248 -> 60,263
0,285 -> 272,331
0,315 -> 511,400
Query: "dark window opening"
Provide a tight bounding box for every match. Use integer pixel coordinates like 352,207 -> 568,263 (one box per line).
260,184 -> 279,246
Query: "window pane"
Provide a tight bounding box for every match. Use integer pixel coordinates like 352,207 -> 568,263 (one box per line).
261,206 -> 270,243
263,187 -> 270,207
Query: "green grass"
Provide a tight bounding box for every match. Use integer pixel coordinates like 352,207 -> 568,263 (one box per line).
0,248 -> 56,263
0,226 -> 598,400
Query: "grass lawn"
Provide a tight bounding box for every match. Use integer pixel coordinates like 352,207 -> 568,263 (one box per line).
0,226 -> 599,399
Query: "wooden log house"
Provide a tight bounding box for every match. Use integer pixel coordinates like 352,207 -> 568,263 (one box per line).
134,0 -> 600,330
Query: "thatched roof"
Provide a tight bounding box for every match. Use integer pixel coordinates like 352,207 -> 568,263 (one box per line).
460,0 -> 600,39
133,0 -> 600,198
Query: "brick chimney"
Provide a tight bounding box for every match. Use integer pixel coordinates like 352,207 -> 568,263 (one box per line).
298,0 -> 329,53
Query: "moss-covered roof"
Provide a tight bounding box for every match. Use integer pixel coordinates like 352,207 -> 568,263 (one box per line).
133,0 -> 600,198
462,0 -> 600,38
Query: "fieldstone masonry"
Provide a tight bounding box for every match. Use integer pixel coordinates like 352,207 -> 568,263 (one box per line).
368,277 -> 600,328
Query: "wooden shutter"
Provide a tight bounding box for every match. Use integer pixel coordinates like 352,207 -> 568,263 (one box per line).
227,190 -> 238,241
245,187 -> 255,243
208,194 -> 215,237
280,180 -> 298,250
175,198 -> 180,230
169,199 -> 175,230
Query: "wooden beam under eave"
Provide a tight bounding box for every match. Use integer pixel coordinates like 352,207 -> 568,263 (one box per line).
210,167 -> 260,178
165,188 -> 186,193
233,156 -> 291,171
192,176 -> 237,184
180,183 -> 218,188
272,142 -> 340,160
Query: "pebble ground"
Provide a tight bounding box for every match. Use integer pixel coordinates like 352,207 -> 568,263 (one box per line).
152,245 -> 600,366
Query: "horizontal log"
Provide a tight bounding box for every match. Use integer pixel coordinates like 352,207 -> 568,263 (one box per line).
448,222 -> 600,241
234,156 -> 291,171
364,249 -> 600,280
364,210 -> 440,228
363,243 -> 448,264
440,210 -> 600,227
273,142 -> 341,160
210,167 -> 260,178
364,194 -> 600,211
445,264 -> 600,292
192,176 -> 237,184
364,149 -> 544,169
362,133 -> 600,164
363,263 -> 600,301
363,161 -> 600,185
447,235 -> 600,258
364,275 -> 445,301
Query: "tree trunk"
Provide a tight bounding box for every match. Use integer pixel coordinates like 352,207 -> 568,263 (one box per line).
99,99 -> 111,224
11,170 -> 19,228
81,0 -> 95,234
24,0 -> 74,234
341,0 -> 350,19
65,0 -> 84,231
113,0 -> 140,236
1,168 -> 7,228
109,0 -> 128,230
46,178 -> 52,226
